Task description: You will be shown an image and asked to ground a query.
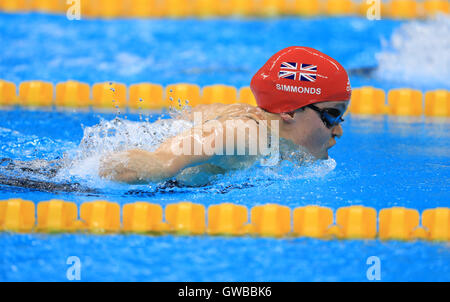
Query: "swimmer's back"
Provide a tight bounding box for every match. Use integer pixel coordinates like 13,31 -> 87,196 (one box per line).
179,103 -> 266,124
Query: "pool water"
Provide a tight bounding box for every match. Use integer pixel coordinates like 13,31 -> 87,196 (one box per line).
1,12 -> 448,91
1,13 -> 449,281
1,110 -> 449,281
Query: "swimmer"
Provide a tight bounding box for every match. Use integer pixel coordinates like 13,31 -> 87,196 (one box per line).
99,46 -> 351,185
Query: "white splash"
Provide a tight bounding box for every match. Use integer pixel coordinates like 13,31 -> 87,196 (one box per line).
58,116 -> 194,184
375,14 -> 450,88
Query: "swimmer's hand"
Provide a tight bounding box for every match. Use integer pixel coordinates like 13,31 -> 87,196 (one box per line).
99,149 -> 174,184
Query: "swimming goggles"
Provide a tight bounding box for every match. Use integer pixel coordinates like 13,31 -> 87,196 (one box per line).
307,104 -> 345,129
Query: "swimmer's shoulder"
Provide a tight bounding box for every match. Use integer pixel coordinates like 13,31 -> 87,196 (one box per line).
182,102 -> 266,125
211,103 -> 265,121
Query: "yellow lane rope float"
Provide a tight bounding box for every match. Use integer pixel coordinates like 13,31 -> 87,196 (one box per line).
1,80 -> 449,117
0,0 -> 448,19
0,199 -> 449,241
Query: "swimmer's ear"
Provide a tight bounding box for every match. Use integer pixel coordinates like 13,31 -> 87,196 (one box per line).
279,111 -> 297,123
280,107 -> 306,123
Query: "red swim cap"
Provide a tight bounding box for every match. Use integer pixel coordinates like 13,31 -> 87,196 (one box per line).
250,46 -> 351,113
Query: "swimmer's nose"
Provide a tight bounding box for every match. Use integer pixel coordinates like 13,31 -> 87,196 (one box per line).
332,124 -> 343,139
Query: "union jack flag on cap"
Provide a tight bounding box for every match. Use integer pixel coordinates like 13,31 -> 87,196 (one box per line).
299,64 -> 317,82
278,62 -> 317,82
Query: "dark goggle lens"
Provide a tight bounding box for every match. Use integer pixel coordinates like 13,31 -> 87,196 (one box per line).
323,109 -> 344,127
324,108 -> 342,118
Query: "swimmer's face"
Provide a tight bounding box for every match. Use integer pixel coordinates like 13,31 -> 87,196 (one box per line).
284,101 -> 349,159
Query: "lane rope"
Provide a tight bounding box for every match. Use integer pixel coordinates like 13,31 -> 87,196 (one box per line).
1,80 -> 449,117
0,199 -> 449,241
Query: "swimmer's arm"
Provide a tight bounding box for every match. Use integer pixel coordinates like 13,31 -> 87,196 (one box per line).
98,149 -> 174,184
98,126 -> 216,184
99,118 -> 249,184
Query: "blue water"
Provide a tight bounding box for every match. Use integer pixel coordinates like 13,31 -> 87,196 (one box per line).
1,12 -> 440,91
1,110 -> 449,281
1,13 -> 450,281
2,233 -> 449,282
